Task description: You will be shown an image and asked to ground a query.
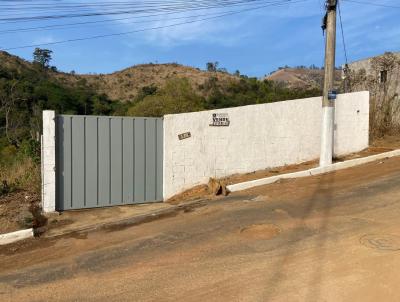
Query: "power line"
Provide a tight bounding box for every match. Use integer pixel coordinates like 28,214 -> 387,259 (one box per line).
0,11 -> 233,35
0,0 -> 308,51
0,1 -> 255,16
0,0 -> 274,23
337,0 -> 348,65
0,1 -> 278,34
0,2 -> 247,22
342,0 -> 400,9
0,1 -> 263,10
0,1 -> 262,16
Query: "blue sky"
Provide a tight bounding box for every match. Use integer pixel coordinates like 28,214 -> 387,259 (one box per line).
0,0 -> 399,77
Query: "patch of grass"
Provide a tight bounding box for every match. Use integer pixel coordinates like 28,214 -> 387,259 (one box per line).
0,157 -> 40,197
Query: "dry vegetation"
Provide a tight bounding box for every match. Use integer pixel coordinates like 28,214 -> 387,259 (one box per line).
0,157 -> 41,233
0,158 -> 40,194
345,52 -> 400,138
56,63 -> 239,102
266,67 -> 342,90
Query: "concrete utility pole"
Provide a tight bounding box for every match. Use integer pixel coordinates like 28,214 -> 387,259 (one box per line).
320,0 -> 337,167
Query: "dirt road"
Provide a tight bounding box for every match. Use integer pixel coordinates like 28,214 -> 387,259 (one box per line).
1,157 -> 400,301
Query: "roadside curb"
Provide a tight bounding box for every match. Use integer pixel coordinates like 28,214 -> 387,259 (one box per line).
0,228 -> 34,245
227,149 -> 400,193
41,198 -> 209,239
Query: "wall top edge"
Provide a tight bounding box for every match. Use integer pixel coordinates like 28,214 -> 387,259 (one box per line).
164,91 -> 369,118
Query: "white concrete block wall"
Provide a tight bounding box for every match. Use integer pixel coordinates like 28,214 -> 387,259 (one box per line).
334,91 -> 370,156
163,91 -> 369,199
42,110 -> 56,213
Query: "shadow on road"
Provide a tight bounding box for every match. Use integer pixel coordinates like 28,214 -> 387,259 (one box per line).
263,171 -> 335,301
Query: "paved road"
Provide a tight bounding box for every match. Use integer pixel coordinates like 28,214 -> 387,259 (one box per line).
2,157 -> 400,301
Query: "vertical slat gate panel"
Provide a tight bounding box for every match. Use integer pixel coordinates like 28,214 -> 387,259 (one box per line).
63,116 -> 73,210
71,117 -> 85,209
145,119 -> 157,201
134,119 -> 146,203
98,118 -> 111,206
122,119 -> 134,204
56,115 -> 163,210
55,117 -> 62,210
156,119 -> 164,201
56,117 -> 65,210
85,117 -> 98,208
110,118 -> 123,205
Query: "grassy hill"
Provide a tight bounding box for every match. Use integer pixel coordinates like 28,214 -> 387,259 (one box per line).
56,63 -> 239,102
0,51 -> 239,102
0,50 -> 324,118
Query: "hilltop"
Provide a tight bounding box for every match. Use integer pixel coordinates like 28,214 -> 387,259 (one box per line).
0,51 -> 238,102
56,63 -> 239,102
266,67 -> 342,90
1,51 -> 336,103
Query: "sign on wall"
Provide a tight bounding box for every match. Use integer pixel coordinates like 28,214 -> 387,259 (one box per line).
328,90 -> 337,100
210,113 -> 230,127
178,132 -> 191,140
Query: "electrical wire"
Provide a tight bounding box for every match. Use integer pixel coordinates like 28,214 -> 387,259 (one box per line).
0,11 -> 235,35
0,1 -> 279,34
0,1 -> 265,10
0,0 -> 277,23
337,0 -> 349,66
342,0 -> 400,9
0,1 -> 264,16
0,0 -> 308,51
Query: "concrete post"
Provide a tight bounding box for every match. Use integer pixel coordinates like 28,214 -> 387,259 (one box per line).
42,110 -> 56,213
320,0 -> 337,167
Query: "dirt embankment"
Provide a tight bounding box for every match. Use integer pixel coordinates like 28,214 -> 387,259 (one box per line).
0,191 -> 44,234
168,135 -> 400,204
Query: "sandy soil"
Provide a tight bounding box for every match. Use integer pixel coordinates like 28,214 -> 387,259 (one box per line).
1,156 -> 400,301
371,134 -> 400,149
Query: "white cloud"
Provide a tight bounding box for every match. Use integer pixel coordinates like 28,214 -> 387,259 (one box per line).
113,10 -> 251,48
104,0 -> 314,49
32,35 -> 56,45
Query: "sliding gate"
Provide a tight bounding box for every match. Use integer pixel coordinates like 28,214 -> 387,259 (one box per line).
56,115 -> 163,211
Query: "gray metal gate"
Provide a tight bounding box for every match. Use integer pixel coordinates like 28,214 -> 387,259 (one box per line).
55,115 -> 163,211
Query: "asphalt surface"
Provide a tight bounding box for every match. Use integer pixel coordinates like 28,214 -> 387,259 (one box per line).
1,157 -> 400,301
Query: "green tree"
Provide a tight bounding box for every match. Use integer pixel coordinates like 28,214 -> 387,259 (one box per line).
128,78 -> 204,117
206,62 -> 219,72
33,48 -> 53,68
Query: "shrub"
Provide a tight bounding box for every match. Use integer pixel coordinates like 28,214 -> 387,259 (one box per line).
0,157 -> 40,196
19,139 -> 40,163
128,78 -> 204,117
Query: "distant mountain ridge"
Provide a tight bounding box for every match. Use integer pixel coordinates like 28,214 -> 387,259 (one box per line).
266,67 -> 342,90
1,51 -> 333,104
